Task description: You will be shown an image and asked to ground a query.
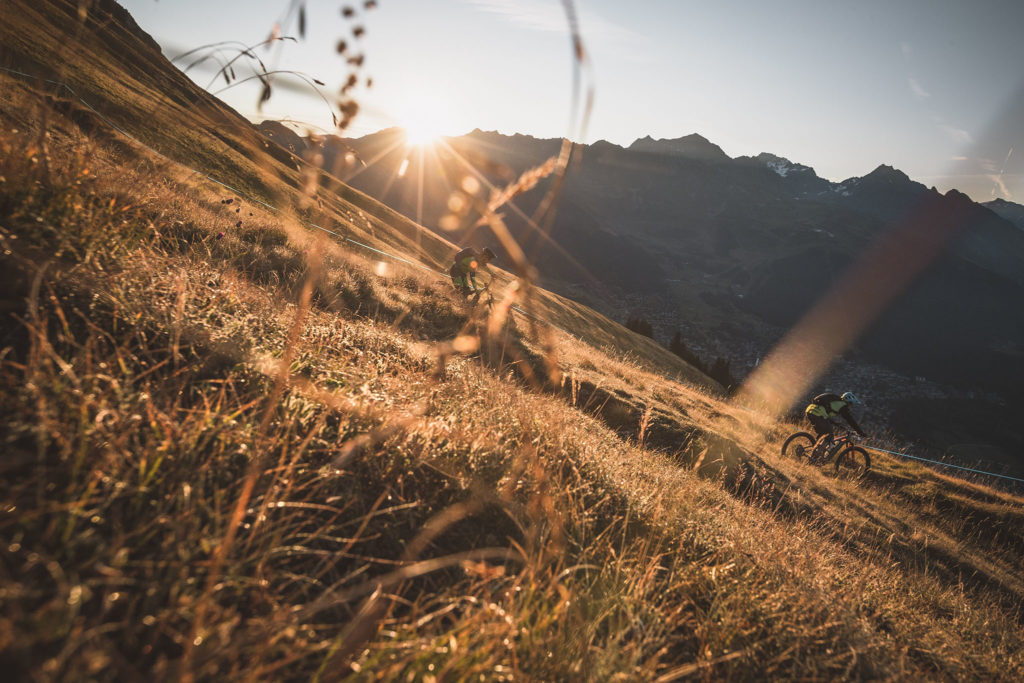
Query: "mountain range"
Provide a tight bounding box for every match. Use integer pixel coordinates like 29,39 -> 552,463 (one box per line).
263,125 -> 1024,465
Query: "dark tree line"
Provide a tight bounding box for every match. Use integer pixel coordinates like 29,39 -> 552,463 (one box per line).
625,317 -> 737,391
669,330 -> 735,389
625,316 -> 654,338
707,356 -> 736,391
669,331 -> 704,372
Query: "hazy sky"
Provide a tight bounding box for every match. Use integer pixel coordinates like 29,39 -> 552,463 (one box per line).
121,0 -> 1023,202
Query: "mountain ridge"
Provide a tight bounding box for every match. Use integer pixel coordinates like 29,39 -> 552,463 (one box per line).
317,126 -> 1024,466
985,197 -> 1024,231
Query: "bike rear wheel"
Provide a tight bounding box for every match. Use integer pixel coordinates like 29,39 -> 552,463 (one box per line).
781,432 -> 815,460
834,446 -> 870,478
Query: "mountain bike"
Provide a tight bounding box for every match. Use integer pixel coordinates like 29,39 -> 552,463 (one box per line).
466,281 -> 494,313
781,427 -> 871,478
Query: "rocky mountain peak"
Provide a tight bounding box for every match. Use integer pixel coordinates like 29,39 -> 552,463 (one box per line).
750,152 -> 817,178
982,197 -> 1024,231
864,164 -> 910,183
627,133 -> 730,162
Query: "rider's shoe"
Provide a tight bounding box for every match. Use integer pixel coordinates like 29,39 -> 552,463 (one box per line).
811,436 -> 832,462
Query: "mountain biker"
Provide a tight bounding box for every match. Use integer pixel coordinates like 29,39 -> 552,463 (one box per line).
804,391 -> 866,452
449,246 -> 495,297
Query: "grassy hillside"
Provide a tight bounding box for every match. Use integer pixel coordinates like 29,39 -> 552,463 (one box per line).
2,2 -> 1024,680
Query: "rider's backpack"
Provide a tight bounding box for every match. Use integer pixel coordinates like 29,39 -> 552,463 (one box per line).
453,247 -> 476,269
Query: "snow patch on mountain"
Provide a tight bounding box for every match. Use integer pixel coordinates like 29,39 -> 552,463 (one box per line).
834,178 -> 859,196
766,159 -> 791,177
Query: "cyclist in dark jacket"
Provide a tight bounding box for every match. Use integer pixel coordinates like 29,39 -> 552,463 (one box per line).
804,391 -> 866,444
449,246 -> 495,296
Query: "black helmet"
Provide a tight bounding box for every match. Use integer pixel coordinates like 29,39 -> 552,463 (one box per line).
480,247 -> 496,261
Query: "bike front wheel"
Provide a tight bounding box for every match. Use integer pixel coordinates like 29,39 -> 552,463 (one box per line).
781,432 -> 815,460
834,446 -> 870,479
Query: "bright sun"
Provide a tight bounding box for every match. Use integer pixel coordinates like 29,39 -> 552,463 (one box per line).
401,117 -> 445,147
396,89 -> 453,147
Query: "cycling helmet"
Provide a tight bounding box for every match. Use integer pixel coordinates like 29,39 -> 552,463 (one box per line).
841,391 -> 861,406
480,247 -> 496,261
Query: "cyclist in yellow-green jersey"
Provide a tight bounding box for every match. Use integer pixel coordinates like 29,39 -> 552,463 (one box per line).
804,391 -> 866,445
449,246 -> 495,296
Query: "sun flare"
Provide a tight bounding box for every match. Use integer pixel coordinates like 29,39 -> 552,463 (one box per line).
401,118 -> 444,147
395,88 -> 456,147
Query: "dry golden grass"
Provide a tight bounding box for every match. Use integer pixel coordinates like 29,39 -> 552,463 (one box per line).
2,4 -> 1024,682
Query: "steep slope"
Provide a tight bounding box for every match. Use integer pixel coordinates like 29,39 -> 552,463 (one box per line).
2,0 -> 710,388
3,2 -> 1024,681
333,128 -> 1024,468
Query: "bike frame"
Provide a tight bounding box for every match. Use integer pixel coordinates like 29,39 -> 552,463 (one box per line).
822,430 -> 856,462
